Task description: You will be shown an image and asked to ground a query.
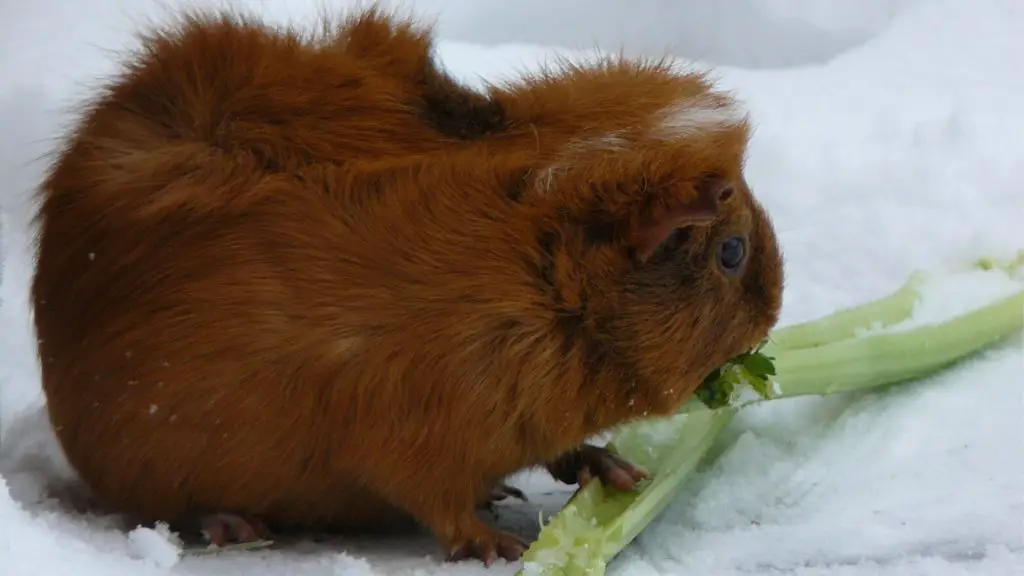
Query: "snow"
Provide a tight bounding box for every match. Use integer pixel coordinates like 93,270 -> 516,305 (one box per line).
1,0 -> 1023,574
125,523 -> 185,569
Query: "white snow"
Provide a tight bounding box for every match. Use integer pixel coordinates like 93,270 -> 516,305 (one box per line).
2,0 -> 1023,575
125,523 -> 185,569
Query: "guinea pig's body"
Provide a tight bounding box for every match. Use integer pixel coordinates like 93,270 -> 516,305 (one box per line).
31,7 -> 782,565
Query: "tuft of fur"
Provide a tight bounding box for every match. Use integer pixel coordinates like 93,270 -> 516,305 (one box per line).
31,6 -> 783,563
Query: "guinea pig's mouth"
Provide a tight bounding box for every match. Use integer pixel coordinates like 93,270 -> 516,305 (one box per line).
745,336 -> 771,355
695,336 -> 777,409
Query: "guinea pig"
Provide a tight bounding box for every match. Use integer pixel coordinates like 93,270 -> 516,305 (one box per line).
30,6 -> 783,566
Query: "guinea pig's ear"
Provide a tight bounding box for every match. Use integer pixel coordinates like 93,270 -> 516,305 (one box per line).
628,174 -> 733,263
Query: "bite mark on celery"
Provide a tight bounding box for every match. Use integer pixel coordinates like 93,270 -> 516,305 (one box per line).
695,338 -> 778,409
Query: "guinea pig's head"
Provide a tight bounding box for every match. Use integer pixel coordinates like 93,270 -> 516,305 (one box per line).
513,60 -> 783,420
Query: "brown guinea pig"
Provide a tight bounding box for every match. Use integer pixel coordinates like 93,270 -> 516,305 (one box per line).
30,6 -> 783,566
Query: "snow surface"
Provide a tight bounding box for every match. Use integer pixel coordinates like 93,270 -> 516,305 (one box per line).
1,0 -> 1023,574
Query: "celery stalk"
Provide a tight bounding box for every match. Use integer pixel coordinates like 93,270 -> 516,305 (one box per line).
765,271 -> 927,351
766,289 -> 1024,398
517,255 -> 1024,576
521,405 -> 736,576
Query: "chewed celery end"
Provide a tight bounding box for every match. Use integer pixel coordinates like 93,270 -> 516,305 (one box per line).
519,500 -> 608,576
694,341 -> 778,409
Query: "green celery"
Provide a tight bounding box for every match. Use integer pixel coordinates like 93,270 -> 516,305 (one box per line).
521,404 -> 736,576
766,289 -> 1024,398
517,253 -> 1024,576
765,271 -> 926,351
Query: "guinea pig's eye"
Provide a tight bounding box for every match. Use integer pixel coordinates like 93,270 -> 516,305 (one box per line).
717,235 -> 747,275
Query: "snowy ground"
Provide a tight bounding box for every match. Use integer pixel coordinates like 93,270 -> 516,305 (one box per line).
2,0 -> 1023,574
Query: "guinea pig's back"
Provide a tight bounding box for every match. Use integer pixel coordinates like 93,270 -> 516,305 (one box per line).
41,10 -> 498,217
26,13 -> 411,527
35,169 -> 331,522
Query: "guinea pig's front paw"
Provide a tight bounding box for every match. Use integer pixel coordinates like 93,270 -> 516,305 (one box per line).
545,444 -> 649,492
199,512 -> 274,547
487,481 -> 528,503
444,521 -> 530,566
476,482 -> 529,519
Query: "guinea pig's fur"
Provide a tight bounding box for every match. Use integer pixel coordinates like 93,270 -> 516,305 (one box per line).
30,5 -> 783,564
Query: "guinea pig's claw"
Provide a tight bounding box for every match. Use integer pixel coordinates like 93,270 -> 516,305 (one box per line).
201,513 -> 273,547
478,482 -> 529,518
445,529 -> 529,566
488,482 -> 528,503
552,444 -> 649,492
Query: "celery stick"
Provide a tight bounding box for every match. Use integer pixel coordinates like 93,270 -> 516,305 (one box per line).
595,407 -> 736,568
767,289 -> 1024,398
764,248 -> 1023,354
766,271 -> 926,351
517,258 -> 1024,576
520,405 -> 735,576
